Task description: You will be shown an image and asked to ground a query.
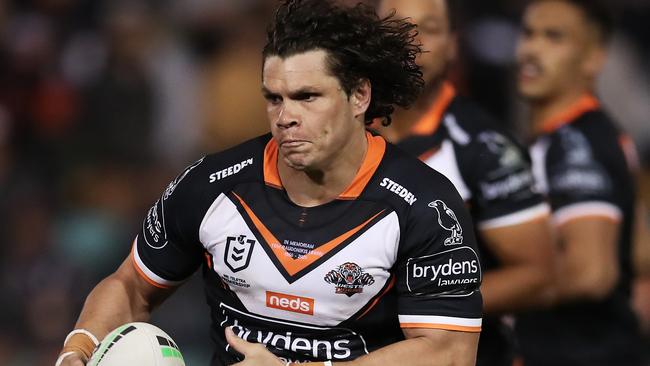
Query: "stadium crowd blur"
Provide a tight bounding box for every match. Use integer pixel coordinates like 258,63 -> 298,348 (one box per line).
0,0 -> 648,365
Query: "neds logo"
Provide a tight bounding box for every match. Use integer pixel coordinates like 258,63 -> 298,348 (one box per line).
266,291 -> 314,315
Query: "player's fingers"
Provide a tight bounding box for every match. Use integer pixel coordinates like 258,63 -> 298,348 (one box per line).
225,327 -> 256,356
55,352 -> 86,366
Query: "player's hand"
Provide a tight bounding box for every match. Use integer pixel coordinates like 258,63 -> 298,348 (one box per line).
55,351 -> 86,366
225,327 -> 285,366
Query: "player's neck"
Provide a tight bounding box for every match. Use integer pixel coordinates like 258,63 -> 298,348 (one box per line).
529,88 -> 590,135
383,80 -> 446,142
279,130 -> 368,207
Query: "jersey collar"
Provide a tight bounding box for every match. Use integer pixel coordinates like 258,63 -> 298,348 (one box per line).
263,131 -> 386,200
537,94 -> 600,134
410,81 -> 456,136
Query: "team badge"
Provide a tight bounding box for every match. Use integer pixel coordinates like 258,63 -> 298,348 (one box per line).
225,235 -> 256,272
428,200 -> 463,245
324,262 -> 374,297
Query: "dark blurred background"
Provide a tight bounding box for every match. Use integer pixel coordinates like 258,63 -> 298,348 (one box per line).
0,0 -> 647,365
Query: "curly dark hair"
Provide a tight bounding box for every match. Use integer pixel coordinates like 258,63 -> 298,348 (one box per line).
263,0 -> 424,125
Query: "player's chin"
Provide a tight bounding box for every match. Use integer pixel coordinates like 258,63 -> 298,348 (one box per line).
517,82 -> 548,101
282,155 -> 311,171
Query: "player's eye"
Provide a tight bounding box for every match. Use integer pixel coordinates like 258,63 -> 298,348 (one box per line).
296,93 -> 318,102
544,29 -> 564,42
264,94 -> 282,105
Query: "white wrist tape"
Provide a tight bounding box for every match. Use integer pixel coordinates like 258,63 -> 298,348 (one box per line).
64,328 -> 100,347
55,351 -> 77,366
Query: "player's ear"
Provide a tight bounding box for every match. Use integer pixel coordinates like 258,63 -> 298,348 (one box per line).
351,79 -> 371,118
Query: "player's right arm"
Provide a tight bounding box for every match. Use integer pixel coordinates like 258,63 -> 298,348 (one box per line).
57,157 -> 210,366
57,256 -> 175,365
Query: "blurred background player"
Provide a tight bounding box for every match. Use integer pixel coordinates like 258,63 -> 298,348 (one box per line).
514,0 -> 644,365
375,1 -> 554,365
56,1 -> 484,365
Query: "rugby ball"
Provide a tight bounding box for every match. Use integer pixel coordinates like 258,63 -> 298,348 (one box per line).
88,322 -> 185,366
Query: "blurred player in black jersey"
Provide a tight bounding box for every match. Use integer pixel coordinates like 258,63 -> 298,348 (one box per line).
56,1 -> 484,366
375,1 -> 555,365
514,1 -> 644,365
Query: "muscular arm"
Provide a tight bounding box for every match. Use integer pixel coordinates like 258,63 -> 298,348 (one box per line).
554,216 -> 620,301
343,328 -> 479,366
76,256 -> 175,338
480,216 -> 556,314
60,256 -> 176,364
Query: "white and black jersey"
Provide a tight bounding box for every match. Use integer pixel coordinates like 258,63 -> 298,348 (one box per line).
133,132 -> 483,365
517,95 -> 643,366
390,83 -> 548,366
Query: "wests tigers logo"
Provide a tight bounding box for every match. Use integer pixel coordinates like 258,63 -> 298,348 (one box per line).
324,262 -> 374,297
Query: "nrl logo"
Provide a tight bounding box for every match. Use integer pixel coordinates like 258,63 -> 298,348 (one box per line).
428,200 -> 463,245
324,262 -> 374,297
225,235 -> 256,272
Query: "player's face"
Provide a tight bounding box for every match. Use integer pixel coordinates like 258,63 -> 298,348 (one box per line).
516,1 -> 600,101
263,50 -> 365,171
378,0 -> 455,85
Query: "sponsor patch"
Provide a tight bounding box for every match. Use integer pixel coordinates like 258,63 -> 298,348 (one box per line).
549,164 -> 611,196
379,178 -> 417,205
406,246 -> 481,296
225,235 -> 256,272
428,200 -> 463,245
324,262 -> 374,297
220,303 -> 367,361
266,291 -> 314,315
479,171 -> 535,201
209,158 -> 254,183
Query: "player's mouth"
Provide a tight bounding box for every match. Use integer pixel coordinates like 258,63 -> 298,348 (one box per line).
518,60 -> 543,81
280,139 -> 309,149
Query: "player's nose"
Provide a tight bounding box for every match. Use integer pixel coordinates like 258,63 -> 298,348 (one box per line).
275,102 -> 300,129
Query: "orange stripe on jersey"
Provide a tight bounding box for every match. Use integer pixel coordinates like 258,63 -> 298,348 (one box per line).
410,81 -> 455,136
263,139 -> 283,189
130,244 -> 171,289
263,132 -> 386,199
400,323 -> 482,333
338,132 -> 386,199
538,94 -> 600,134
233,191 -> 384,276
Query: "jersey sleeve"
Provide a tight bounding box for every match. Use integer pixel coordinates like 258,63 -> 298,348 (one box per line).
132,157 -> 208,288
396,173 -> 483,332
470,131 -> 549,230
545,127 -> 621,226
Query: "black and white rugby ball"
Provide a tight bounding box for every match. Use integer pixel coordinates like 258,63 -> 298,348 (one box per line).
88,322 -> 185,366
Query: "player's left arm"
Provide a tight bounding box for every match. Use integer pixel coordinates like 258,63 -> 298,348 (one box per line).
544,129 -> 626,301
553,215 -> 620,301
470,131 -> 556,313
226,325 -> 479,366
480,215 -> 556,313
